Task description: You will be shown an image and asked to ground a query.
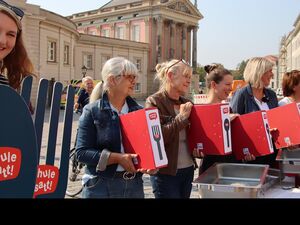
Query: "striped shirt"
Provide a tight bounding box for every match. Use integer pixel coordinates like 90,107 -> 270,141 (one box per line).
0,74 -> 9,86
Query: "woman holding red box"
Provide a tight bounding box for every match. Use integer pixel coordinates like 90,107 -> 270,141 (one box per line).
145,59 -> 197,198
76,57 -> 156,198
230,57 -> 279,168
278,69 -> 300,187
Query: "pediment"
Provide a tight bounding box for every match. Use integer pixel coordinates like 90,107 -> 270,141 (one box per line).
165,0 -> 203,19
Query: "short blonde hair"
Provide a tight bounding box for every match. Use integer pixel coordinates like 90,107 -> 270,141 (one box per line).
243,57 -> 274,89
155,59 -> 192,91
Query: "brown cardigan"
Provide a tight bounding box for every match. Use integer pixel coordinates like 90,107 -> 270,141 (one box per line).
145,91 -> 193,176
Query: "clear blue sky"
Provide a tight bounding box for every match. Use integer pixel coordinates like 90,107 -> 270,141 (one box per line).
26,0 -> 300,70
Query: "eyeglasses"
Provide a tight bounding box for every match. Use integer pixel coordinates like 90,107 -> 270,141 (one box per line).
117,74 -> 137,82
166,59 -> 190,74
0,0 -> 24,20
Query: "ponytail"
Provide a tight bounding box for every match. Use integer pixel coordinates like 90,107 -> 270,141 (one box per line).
89,81 -> 104,104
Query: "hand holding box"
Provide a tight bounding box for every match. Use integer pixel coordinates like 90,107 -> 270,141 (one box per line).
188,103 -> 232,155
231,111 -> 274,160
267,102 -> 300,148
120,108 -> 168,170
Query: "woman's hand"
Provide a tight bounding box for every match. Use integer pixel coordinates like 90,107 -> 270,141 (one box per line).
229,113 -> 239,122
179,102 -> 193,120
137,168 -> 158,175
243,153 -> 256,162
269,128 -> 278,139
117,153 -> 138,173
192,148 -> 205,158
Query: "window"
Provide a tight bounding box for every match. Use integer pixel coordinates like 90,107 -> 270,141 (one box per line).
63,45 -> 70,64
101,29 -> 110,37
116,26 -> 124,39
133,13 -> 139,17
101,55 -> 111,68
103,18 -> 108,22
132,25 -> 140,42
117,16 -> 123,20
135,58 -> 142,71
88,30 -> 97,35
83,54 -> 93,69
135,83 -> 141,92
47,40 -> 57,62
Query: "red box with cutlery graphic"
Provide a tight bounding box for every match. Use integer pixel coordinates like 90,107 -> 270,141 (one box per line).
266,102 -> 300,149
188,103 -> 232,155
119,108 -> 168,170
231,111 -> 274,160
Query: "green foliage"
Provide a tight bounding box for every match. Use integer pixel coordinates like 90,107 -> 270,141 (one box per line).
196,66 -> 206,82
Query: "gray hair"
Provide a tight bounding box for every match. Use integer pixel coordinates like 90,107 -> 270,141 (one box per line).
82,76 -> 93,84
89,57 -> 138,103
244,57 -> 274,89
155,59 -> 192,91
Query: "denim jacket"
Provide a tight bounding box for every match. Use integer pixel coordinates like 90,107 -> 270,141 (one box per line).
75,92 -> 143,177
230,85 -> 278,115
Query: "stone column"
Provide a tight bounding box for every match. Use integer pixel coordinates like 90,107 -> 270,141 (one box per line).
156,16 -> 163,64
126,21 -> 131,40
182,24 -> 187,60
110,23 -> 115,38
170,21 -> 176,59
97,25 -> 101,36
144,17 -> 150,43
192,26 -> 198,71
186,26 -> 192,64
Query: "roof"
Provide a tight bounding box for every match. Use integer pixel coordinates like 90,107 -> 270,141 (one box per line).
101,0 -> 142,9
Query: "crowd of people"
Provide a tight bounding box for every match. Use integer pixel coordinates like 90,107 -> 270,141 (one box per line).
1,0 -> 300,199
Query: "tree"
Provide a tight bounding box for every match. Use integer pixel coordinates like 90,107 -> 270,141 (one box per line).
196,64 -> 206,83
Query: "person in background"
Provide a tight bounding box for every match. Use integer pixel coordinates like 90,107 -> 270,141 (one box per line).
279,70 -> 300,106
230,57 -> 278,168
278,69 -> 300,187
76,57 -> 156,198
0,1 -> 34,88
74,76 -> 94,112
145,59 -> 198,198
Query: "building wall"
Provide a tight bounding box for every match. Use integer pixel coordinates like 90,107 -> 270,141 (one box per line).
69,0 -> 203,95
5,0 -> 150,104
279,13 -> 300,85
6,0 -> 202,104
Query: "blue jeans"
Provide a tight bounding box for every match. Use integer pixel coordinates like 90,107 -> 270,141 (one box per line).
150,166 -> 194,198
82,174 -> 144,198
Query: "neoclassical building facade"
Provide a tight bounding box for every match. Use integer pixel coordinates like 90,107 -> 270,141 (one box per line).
7,0 -> 202,103
68,0 -> 203,95
279,13 -> 300,85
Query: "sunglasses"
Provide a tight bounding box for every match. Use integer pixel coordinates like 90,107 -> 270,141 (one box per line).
166,59 -> 190,74
0,0 -> 24,20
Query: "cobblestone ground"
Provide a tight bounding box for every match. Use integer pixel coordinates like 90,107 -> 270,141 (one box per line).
40,105 -> 200,199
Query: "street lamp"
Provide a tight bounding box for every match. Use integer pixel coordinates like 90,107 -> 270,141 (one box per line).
81,65 -> 88,78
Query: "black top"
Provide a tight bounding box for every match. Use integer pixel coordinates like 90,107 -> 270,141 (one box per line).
77,89 -> 90,110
